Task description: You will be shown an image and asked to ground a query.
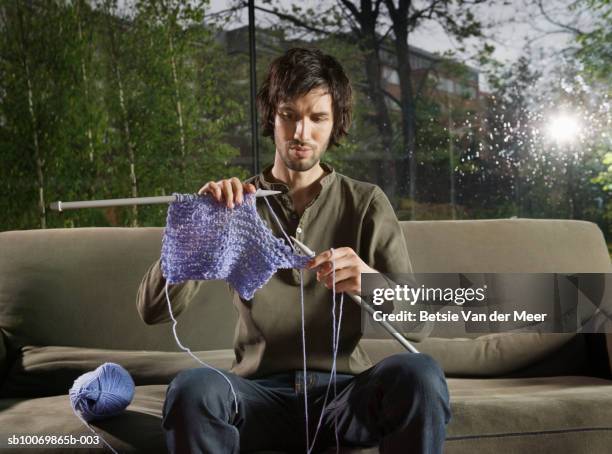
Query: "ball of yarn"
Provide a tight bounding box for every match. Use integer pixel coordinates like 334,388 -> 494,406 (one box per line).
69,362 -> 135,422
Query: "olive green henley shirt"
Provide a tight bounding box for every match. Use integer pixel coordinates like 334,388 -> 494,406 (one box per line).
136,162 -> 413,377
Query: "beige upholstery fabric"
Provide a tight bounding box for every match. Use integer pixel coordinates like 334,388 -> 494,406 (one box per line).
0,346 -> 235,398
0,221 -> 610,453
401,219 -> 611,274
1,376 -> 610,453
445,376 -> 612,453
0,228 -> 236,353
608,334 -> 612,376
360,334 -> 590,377
394,219 -> 612,376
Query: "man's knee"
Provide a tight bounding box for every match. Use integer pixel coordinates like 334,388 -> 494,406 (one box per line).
164,367 -> 235,416
376,353 -> 449,409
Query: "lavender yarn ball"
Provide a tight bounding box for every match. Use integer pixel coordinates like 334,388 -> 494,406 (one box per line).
69,362 -> 135,422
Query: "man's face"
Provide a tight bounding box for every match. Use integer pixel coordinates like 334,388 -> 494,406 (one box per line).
273,87 -> 334,172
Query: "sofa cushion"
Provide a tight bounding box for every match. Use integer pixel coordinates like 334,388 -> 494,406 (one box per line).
397,219 -> 612,377
445,376 -> 612,453
0,228 -> 236,354
0,346 -> 234,398
401,219 -> 612,274
1,222 -> 609,382
360,334 -> 593,378
607,334 -> 612,374
1,376 -> 610,453
0,385 -> 168,453
0,332 -> 6,384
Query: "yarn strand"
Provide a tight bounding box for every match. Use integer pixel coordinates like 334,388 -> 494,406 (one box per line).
163,192 -> 344,453
307,249 -> 343,454
261,197 -> 311,449
299,268 -> 310,450
165,281 -> 239,416
71,410 -> 118,454
260,200 -> 344,453
262,194 -> 298,252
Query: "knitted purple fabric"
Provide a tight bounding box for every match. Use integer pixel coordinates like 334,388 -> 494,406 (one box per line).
161,192 -> 310,300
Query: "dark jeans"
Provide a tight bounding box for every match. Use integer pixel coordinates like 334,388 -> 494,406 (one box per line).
162,353 -> 451,454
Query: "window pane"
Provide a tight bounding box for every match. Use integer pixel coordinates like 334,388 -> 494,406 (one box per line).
249,0 -> 610,254
0,0 -> 251,228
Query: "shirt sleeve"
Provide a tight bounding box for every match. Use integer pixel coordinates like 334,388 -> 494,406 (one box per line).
361,186 -> 431,342
136,258 -> 203,325
361,186 -> 414,274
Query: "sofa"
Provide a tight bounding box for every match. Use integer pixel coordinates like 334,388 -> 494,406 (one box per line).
0,218 -> 611,453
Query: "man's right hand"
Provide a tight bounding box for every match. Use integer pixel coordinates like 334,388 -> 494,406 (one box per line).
198,177 -> 257,209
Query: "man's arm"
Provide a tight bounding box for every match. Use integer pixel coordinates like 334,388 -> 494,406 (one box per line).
361,187 -> 432,341
136,258 -> 203,324
308,185 -> 430,342
361,186 -> 414,275
306,185 -> 414,292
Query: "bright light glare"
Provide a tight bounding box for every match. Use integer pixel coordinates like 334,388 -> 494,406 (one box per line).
546,113 -> 581,144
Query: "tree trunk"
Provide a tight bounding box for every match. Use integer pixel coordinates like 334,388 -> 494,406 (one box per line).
105,4 -> 139,226
390,4 -> 418,219
168,32 -> 187,171
361,33 -> 397,202
16,2 -> 46,228
75,0 -> 95,164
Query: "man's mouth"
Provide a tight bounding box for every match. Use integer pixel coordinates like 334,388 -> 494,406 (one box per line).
290,146 -> 312,157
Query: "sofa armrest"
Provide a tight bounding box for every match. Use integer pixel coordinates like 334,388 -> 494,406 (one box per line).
0,330 -> 6,385
607,334 -> 612,378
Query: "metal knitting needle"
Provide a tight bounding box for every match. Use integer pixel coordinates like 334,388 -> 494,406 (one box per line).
49,189 -> 282,212
290,236 -> 419,354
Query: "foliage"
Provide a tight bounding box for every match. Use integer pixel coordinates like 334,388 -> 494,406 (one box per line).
0,0 -> 246,230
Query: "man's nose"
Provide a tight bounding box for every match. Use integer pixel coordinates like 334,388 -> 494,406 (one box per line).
294,118 -> 312,141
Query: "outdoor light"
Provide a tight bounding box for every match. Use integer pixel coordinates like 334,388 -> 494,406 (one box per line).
546,112 -> 582,145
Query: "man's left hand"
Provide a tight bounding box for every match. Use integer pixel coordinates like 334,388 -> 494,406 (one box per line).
306,247 -> 376,295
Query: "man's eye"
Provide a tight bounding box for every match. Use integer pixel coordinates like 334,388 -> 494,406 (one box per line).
280,112 -> 293,120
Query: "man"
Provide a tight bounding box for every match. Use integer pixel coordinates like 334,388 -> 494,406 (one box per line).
137,47 -> 450,453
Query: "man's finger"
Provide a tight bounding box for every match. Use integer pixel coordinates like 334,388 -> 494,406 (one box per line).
230,177 -> 243,205
335,280 -> 360,295
198,181 -> 222,201
323,266 -> 358,289
222,179 -> 234,208
307,248 -> 351,270
198,181 -> 213,195
306,250 -> 331,269
317,256 -> 354,281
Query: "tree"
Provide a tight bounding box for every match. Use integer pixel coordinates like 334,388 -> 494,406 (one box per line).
233,0 -> 491,215
0,0 -> 247,231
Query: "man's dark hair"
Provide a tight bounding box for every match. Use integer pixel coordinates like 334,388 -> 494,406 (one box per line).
256,47 -> 353,148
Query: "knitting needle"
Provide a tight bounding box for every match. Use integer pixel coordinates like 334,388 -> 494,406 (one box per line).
290,236 -> 420,354
49,189 -> 282,212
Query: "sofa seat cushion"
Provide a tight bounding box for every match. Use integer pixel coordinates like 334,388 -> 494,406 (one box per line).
445,376 -> 612,453
0,346 -> 235,398
0,385 -> 375,454
0,385 -> 168,453
1,376 -> 611,453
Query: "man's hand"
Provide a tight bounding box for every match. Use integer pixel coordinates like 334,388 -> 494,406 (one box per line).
306,247 -> 376,295
198,178 -> 256,209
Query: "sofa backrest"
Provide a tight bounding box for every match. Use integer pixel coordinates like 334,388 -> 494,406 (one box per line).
391,218 -> 612,377
0,219 -> 610,379
401,218 -> 611,273
0,227 -> 236,355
